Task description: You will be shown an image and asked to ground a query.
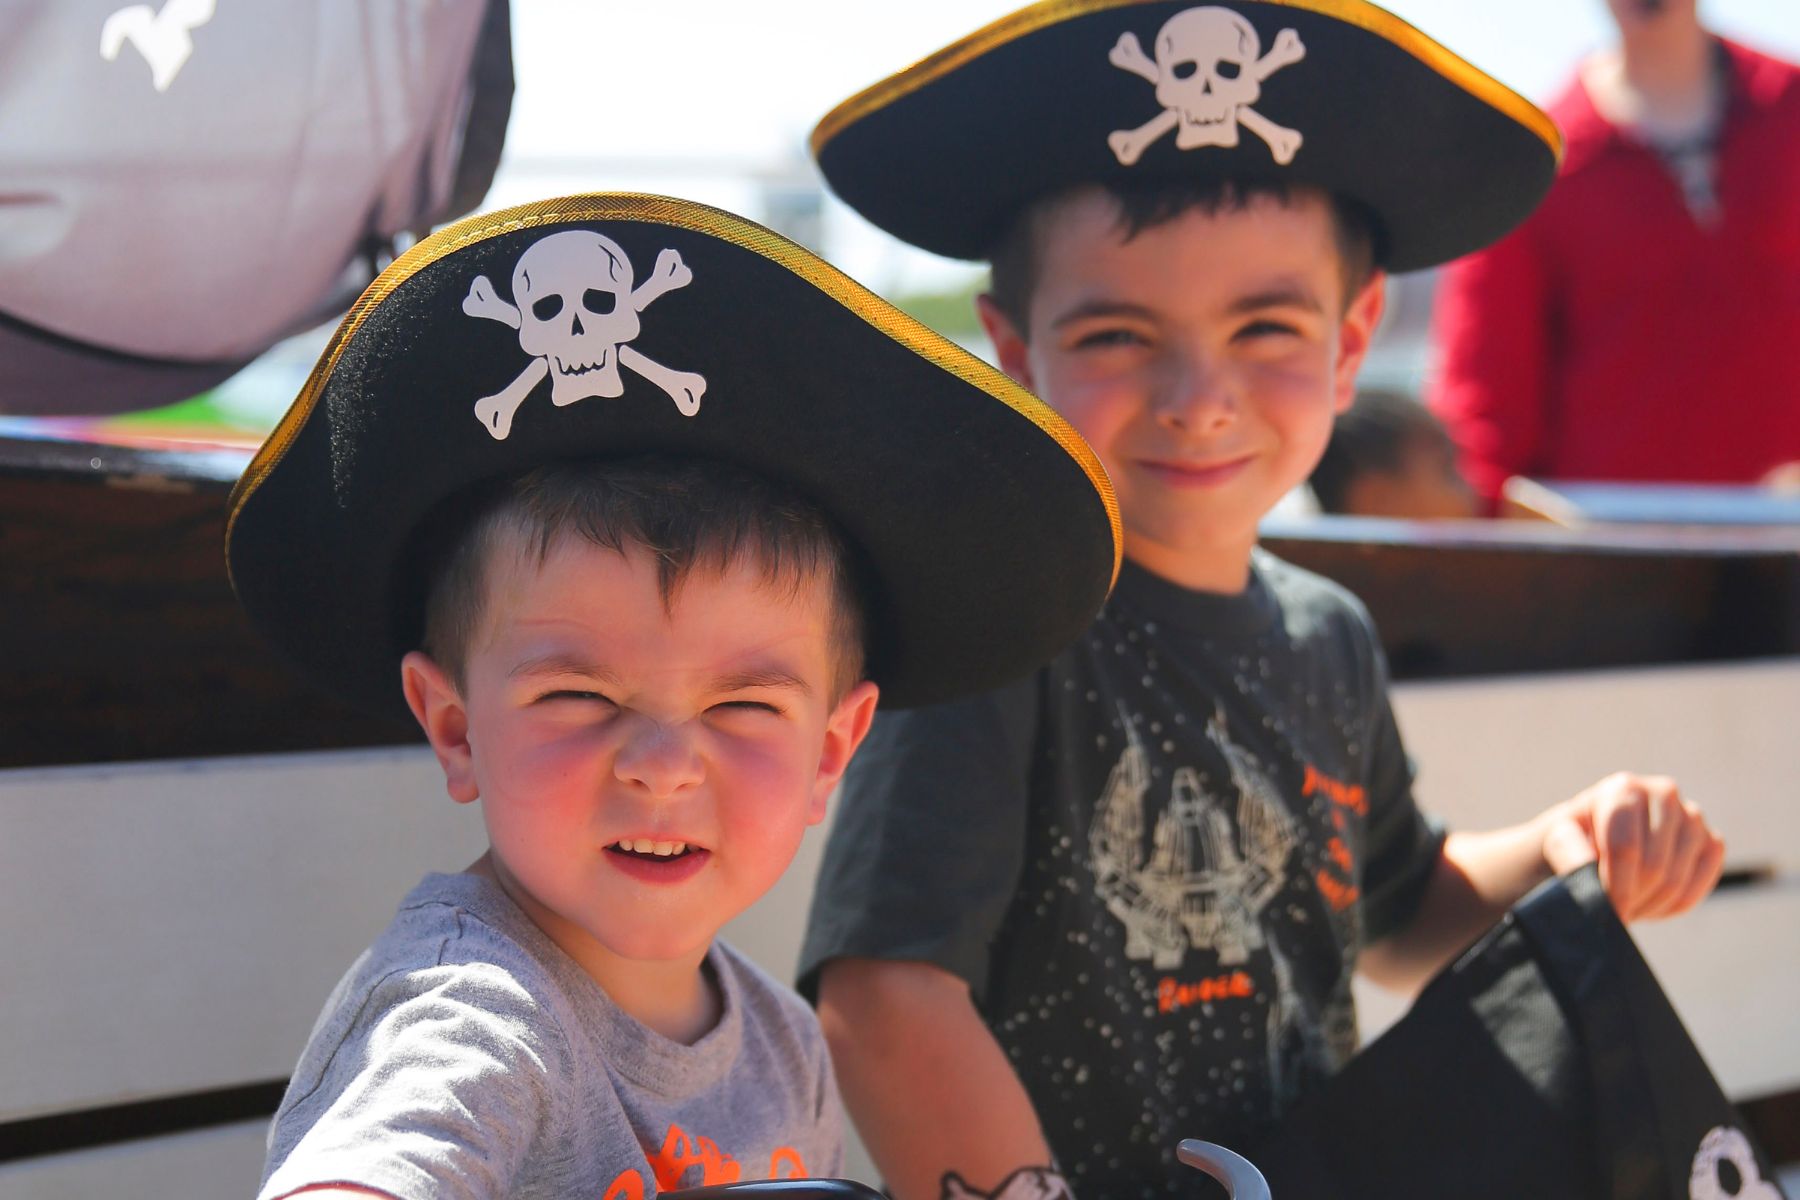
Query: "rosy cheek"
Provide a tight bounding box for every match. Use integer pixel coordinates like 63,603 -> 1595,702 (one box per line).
1053,382 -> 1135,446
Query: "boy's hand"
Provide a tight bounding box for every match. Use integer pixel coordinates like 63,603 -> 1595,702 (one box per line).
1540,772 -> 1725,921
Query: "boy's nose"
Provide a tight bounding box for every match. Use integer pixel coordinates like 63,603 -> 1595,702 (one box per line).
612,718 -> 704,798
1154,359 -> 1239,434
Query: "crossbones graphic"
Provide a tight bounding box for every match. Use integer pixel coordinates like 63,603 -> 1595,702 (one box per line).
1107,6 -> 1307,167
461,230 -> 707,440
1690,1127 -> 1782,1200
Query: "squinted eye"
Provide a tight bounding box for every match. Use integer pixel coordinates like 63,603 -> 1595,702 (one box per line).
1237,320 -> 1299,339
540,689 -> 612,705
1075,328 -> 1146,350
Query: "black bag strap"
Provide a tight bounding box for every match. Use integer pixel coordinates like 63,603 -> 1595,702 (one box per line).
1512,867 -> 1668,1200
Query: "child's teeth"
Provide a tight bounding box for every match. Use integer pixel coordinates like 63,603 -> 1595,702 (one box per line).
612,839 -> 692,857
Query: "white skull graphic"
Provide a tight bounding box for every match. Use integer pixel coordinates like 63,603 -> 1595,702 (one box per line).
1107,5 -> 1307,166
461,230 -> 708,439
513,231 -> 639,406
1156,7 -> 1263,146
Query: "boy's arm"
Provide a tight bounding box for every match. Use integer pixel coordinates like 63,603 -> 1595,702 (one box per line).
799,680 -> 1049,1200
1360,772 -> 1725,995
817,959 -> 1069,1200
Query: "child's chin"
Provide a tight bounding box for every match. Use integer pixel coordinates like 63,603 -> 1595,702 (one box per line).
594,924 -> 719,964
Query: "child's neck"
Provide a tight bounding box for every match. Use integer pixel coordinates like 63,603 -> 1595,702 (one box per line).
1125,534 -> 1255,595
585,952 -> 723,1045
469,854 -> 723,1044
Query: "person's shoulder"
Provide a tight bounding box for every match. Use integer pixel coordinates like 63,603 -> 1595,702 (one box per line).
713,940 -> 823,1041
349,874 -> 578,1037
1542,67 -> 1595,128
1254,549 -> 1375,632
1538,64 -> 1622,183
1723,37 -> 1800,108
847,664 -> 1043,767
712,941 -> 835,1101
1254,552 -> 1389,703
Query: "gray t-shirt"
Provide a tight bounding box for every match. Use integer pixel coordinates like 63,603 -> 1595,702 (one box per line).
261,873 -> 841,1200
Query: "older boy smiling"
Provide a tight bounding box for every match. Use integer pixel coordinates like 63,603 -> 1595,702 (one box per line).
980,186 -> 1380,593
799,5 -> 1727,1198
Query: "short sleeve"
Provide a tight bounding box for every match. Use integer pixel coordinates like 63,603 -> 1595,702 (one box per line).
1350,613 -> 1447,944
797,673 -> 1040,1002
259,964 -> 568,1200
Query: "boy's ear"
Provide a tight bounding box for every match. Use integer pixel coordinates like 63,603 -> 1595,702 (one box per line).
809,680 -> 881,824
401,651 -> 479,805
975,293 -> 1036,392
1333,271 -> 1388,414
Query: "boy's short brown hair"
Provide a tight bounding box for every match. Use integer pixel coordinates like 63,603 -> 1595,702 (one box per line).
986,179 -> 1382,336
419,456 -> 870,698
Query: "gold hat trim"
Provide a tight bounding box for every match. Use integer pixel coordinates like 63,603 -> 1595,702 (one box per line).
812,0 -> 1562,164
226,192 -> 1122,586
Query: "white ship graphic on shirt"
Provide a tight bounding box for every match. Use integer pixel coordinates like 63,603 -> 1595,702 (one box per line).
1089,704 -> 1298,969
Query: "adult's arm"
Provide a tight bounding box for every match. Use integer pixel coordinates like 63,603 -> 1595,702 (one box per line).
817,960 -> 1067,1200
1428,218 -> 1556,511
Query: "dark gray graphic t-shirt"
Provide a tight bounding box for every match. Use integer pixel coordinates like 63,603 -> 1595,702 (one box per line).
801,553 -> 1442,1198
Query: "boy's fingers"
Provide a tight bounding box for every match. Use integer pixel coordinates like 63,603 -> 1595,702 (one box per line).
1593,782 -> 1649,918
1648,824 -> 1726,921
1636,806 -> 1707,918
1637,779 -> 1683,883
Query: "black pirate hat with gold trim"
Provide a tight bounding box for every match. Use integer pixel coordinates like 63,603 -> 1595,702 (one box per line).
226,194 -> 1122,719
813,0 -> 1561,271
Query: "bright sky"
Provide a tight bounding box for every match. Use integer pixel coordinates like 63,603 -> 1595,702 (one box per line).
490,0 -> 1800,294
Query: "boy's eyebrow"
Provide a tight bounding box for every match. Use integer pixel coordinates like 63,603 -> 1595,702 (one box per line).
1049,282 -> 1326,329
712,666 -> 813,697
1049,299 -> 1161,329
508,652 -> 620,683
507,655 -> 813,697
1226,282 -> 1327,316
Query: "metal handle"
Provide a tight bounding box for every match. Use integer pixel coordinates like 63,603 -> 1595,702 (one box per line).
1177,1139 -> 1272,1200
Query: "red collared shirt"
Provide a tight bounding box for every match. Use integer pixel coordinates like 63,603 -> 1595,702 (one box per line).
1428,39 -> 1800,507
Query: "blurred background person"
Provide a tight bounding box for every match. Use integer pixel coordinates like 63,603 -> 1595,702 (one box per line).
1428,0 -> 1800,513
1311,389 -> 1479,519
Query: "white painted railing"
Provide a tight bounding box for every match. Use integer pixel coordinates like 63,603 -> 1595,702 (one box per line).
4,658 -> 1795,1196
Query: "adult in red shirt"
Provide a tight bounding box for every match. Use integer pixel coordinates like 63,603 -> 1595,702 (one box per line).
1429,0 -> 1800,511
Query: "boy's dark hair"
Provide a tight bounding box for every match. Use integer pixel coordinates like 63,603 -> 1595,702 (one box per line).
1309,388 -> 1450,514
986,178 -> 1383,335
419,456 -> 870,697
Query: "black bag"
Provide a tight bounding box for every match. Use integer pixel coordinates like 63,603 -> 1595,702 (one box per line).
1247,866 -> 1787,1200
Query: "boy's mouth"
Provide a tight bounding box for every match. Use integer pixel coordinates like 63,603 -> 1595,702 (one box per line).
1137,455 -> 1254,488
607,838 -> 697,860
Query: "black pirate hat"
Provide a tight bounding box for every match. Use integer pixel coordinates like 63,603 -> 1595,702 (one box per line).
226,194 -> 1121,719
813,0 -> 1562,271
